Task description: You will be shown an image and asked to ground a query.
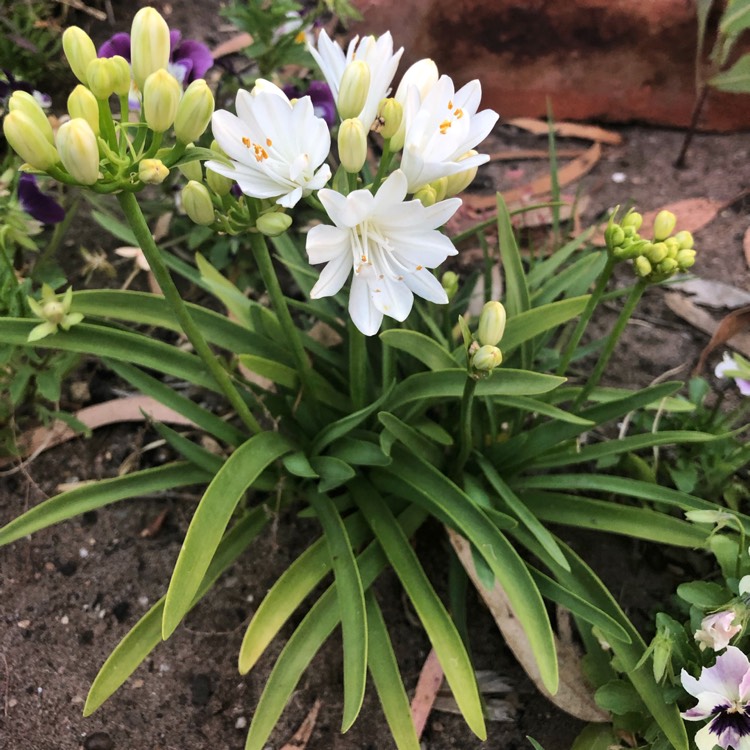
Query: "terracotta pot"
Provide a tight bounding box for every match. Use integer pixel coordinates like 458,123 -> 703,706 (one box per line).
352,0 -> 750,131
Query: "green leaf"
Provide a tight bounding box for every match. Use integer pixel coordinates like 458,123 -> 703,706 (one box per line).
283,451 -> 319,478
492,396 -> 593,426
149,421 -> 224,474
710,53 -> 750,92
379,329 -> 459,371
352,481 -> 486,740
327,437 -> 392,466
84,507 -> 268,715
720,0 -> 750,36
0,463 -> 209,545
195,252 -> 257,327
308,492 -> 368,732
91,209 -> 137,245
365,591 -> 421,750
378,411 -> 444,467
676,581 -> 731,609
526,230 -> 592,289
570,724 -> 618,750
595,680 -> 645,715
501,296 -> 590,352
162,432 -> 293,638
238,354 -> 298,389
310,455 -> 356,493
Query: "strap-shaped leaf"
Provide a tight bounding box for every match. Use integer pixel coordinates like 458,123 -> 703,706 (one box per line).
327,437 -> 392,467
308,493 -> 367,732
500,296 -> 589,352
162,432 -> 293,638
365,590 -> 421,750
244,505 -> 427,750
310,456 -> 356,493
710,53 -> 750,93
84,507 -> 268,715
491,396 -> 593,426
526,230 -> 592,288
150,421 -> 224,474
720,0 -> 750,35
378,412 -> 444,467
0,462 -> 209,545
380,329 -> 459,371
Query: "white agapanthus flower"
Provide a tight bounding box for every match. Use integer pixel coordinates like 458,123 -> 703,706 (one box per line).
309,29 -> 403,128
207,80 -> 331,208
306,170 -> 460,336
400,75 -> 499,193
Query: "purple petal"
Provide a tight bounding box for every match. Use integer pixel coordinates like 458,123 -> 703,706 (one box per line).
738,378 -> 750,396
307,81 -> 336,126
18,174 -> 65,224
99,32 -> 131,60
169,29 -> 183,52
172,39 -> 213,82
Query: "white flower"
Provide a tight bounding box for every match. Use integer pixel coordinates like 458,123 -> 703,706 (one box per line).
400,75 -> 498,193
695,611 -> 743,652
206,81 -> 331,208
309,29 -> 403,128
306,170 -> 460,336
715,352 -> 750,396
681,646 -> 750,750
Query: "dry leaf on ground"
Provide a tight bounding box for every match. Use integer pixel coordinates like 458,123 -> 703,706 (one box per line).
693,304 -> 750,375
280,699 -> 321,750
410,648 -> 444,739
489,148 -> 585,162
211,32 -> 254,58
744,226 -> 750,268
669,279 -> 750,310
506,118 -> 622,145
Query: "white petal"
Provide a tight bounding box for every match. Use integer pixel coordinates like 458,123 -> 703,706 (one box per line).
210,110 -> 256,165
370,274 -> 413,321
310,251 -> 352,299
371,170 -> 409,214
349,272 -> 383,336
306,224 -> 350,264
392,231 -> 458,267
277,186 -> 303,208
404,268 -> 449,304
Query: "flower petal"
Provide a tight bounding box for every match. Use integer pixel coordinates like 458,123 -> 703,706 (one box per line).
306,224 -> 350,265
349,272 -> 383,336
310,251 -> 353,299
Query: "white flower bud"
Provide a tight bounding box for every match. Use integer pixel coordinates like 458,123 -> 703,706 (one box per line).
62,26 -> 97,85
8,91 -> 54,144
56,118 -> 100,185
174,80 -> 214,144
68,85 -> 100,135
130,7 -> 171,92
337,60 -> 370,120
477,301 -> 507,346
3,110 -> 59,170
653,210 -> 677,242
182,180 -> 215,225
143,69 -> 181,133
338,117 -> 368,173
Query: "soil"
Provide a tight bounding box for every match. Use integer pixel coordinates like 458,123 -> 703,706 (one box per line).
2,3 -> 750,750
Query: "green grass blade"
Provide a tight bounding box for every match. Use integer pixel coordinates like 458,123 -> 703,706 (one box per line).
149,421 -> 225,474
162,432 -> 293,638
308,493 -> 368,732
0,463 -> 209,545
500,296 -> 590,352
380,329 -> 459,371
491,396 -> 593,426
378,412 -> 444,466
526,230 -> 592,289
244,505 -> 427,750
365,590 -> 421,750
351,480 -> 485,740
84,507 -> 268,715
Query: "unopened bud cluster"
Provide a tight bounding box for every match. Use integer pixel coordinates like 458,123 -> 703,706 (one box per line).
605,208 -> 697,283
468,300 -> 507,377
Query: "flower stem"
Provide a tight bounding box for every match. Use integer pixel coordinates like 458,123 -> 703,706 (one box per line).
248,231 -> 314,398
349,319 -> 368,410
117,190 -> 261,434
371,140 -> 393,194
573,278 -> 647,408
453,376 -> 477,477
557,254 -> 617,376
381,316 -> 395,391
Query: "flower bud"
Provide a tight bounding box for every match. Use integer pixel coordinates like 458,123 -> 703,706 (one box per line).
182,180 -> 215,225
472,344 -> 503,372
656,257 -> 678,275
337,60 -> 370,120
8,91 -> 54,144
621,211 -> 643,231
477,301 -> 507,346
62,26 -> 97,84
604,223 -> 625,249
338,117 -> 367,172
256,211 -> 293,237
694,611 -> 742,652
130,7 -> 171,92
676,248 -> 696,270
86,58 -> 115,100
206,167 -> 233,196
414,184 -> 437,207
653,209 -> 677,242
143,69 -> 181,133
395,58 -> 439,103
178,148 -> 203,182
675,230 -> 694,250
445,151 -> 479,197
372,97 -> 402,139
430,177 -> 448,202
110,55 -> 132,97
174,79 -> 214,144
3,111 -> 60,170
138,158 -> 169,185
646,241 -> 668,264
664,237 -> 680,258
68,85 -> 100,135
441,271 -> 459,300
634,255 -> 652,278
56,118 -> 100,185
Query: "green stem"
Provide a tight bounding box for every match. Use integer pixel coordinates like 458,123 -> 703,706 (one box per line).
381,316 -> 395,392
348,319 -> 368,410
36,195 -> 81,271
370,140 -> 393,194
453,376 -> 477,477
557,254 -> 617,376
97,97 -> 118,149
117,191 -> 261,434
248,231 -> 314,398
573,279 -> 647,408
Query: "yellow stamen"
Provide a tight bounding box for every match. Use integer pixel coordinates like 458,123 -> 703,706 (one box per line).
416,265 -> 423,270
242,136 -> 252,148
439,119 -> 451,134
448,100 -> 453,109
266,137 -> 273,147
454,108 -> 464,119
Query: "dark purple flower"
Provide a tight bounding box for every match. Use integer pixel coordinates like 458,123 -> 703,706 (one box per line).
0,70 -> 51,107
282,80 -> 336,126
18,174 -> 65,224
98,29 -> 212,86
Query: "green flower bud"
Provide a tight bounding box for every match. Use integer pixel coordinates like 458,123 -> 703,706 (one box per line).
472,344 -> 503,372
256,211 -> 293,237
623,225 -> 637,239
430,177 -> 448,202
337,60 -> 370,120
373,97 -> 402,139
441,271 -> 459,300
174,79 -> 214,144
130,7 -> 171,92
206,167 -> 233,196
68,85 -> 100,135
653,209 -> 677,241
657,257 -> 678,275
178,146 -> 204,182
110,55 -> 132,97
621,211 -> 643,231
445,151 -> 479,197
56,118 -> 100,185
138,158 -> 169,185
414,184 -> 437,207
182,180 -> 214,225
85,58 -> 115,100
338,117 -> 367,173
3,110 -> 60,170
8,91 -> 54,144
676,248 -> 696,269
143,69 -> 181,133
604,223 -> 625,249
477,301 -> 507,346
634,255 -> 652,278
62,26 -> 97,85
646,241 -> 668,264
674,230 -> 694,250
664,237 -> 680,258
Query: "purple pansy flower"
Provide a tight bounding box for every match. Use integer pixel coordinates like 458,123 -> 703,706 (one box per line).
682,646 -> 750,750
18,174 -> 65,225
282,80 -> 336,126
0,70 -> 51,108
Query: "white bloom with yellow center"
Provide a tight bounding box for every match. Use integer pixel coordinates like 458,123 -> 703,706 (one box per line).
306,170 -> 460,336
400,75 -> 499,193
206,80 -> 331,208
309,29 -> 403,128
